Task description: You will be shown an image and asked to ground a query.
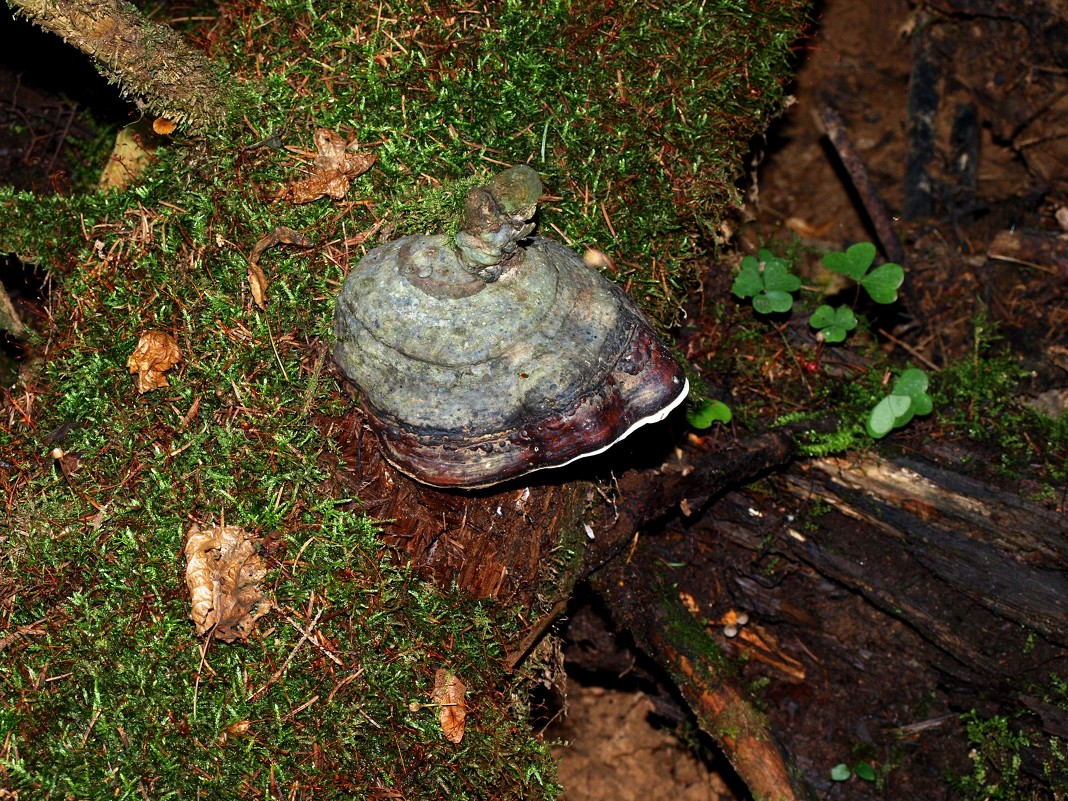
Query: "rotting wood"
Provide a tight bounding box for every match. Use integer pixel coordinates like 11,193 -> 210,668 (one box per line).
322,404 -> 585,607
988,228 -> 1068,274
593,545 -> 813,801
784,453 -> 1068,646
580,422 -> 833,577
692,450 -> 1067,684
948,102 -> 979,210
904,17 -> 939,220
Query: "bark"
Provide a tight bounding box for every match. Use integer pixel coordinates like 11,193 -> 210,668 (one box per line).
322,404 -> 587,607
0,284 -> 26,336
771,452 -> 1068,661
8,0 -> 230,132
579,425 -> 818,575
988,228 -> 1068,274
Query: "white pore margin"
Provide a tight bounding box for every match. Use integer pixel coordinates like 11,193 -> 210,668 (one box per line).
542,376 -> 691,475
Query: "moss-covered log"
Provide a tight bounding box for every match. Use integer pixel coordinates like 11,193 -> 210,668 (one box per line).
8,0 -> 231,131
0,0 -> 811,798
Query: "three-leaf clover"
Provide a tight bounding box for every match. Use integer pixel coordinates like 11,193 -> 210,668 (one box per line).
809,304 -> 858,343
732,249 -> 801,314
867,367 -> 933,438
686,398 -> 733,429
822,242 -> 904,304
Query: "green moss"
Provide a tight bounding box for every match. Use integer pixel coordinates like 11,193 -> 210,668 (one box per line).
934,351 -> 1068,483
213,0 -> 809,325
1,0 -> 810,796
2,495 -> 557,799
954,711 -> 1033,801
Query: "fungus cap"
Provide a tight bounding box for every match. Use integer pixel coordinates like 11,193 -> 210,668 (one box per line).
333,166 -> 688,488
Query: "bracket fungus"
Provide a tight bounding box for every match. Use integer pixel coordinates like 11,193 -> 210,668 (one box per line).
333,165 -> 688,488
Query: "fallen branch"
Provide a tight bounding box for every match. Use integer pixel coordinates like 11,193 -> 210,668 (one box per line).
593,551 -> 812,801
9,0 -> 231,132
817,105 -> 907,266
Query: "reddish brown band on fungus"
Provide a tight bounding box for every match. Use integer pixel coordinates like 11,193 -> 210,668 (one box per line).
364,324 -> 688,488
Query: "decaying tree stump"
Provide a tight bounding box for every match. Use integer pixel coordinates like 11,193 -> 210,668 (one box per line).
320,394 -> 844,801
322,382 -> 1068,799
320,403 -> 585,606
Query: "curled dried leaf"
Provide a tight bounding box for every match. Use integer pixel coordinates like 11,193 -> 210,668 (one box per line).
246,226 -> 316,309
248,262 -> 268,309
127,330 -> 182,393
281,128 -> 377,204
184,523 -> 272,642
432,668 -> 467,743
249,226 -> 316,264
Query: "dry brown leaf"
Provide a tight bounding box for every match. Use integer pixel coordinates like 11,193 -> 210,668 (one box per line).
281,128 -> 377,204
98,121 -> 157,190
250,226 -> 316,263
127,330 -> 182,393
246,226 -> 316,309
785,216 -> 834,238
247,262 -> 268,309
184,523 -> 272,642
432,668 -> 467,743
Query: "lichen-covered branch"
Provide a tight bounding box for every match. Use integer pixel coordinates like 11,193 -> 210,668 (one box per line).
8,0 -> 230,132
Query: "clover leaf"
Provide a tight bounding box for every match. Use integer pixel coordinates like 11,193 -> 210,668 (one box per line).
854,762 -> 876,782
809,304 -> 857,343
686,398 -> 732,429
893,367 -> 932,412
861,262 -> 905,304
731,255 -> 764,298
822,242 -> 875,281
866,367 -> 933,438
822,242 -> 904,304
831,761 -> 877,783
830,764 -> 852,782
732,250 -> 800,314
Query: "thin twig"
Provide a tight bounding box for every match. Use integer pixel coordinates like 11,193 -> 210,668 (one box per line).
250,607 -> 327,701
817,106 -> 907,266
877,328 -> 941,372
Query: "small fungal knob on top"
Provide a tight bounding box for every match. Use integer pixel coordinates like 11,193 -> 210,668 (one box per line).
455,165 -> 543,281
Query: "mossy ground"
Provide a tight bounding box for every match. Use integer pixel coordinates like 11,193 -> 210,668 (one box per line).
0,0 -> 809,797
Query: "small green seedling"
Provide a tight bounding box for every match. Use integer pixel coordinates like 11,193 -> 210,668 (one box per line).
867,367 -> 933,438
686,398 -> 732,429
822,242 -> 904,304
732,249 -> 801,314
831,761 -> 876,782
809,304 -> 858,343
